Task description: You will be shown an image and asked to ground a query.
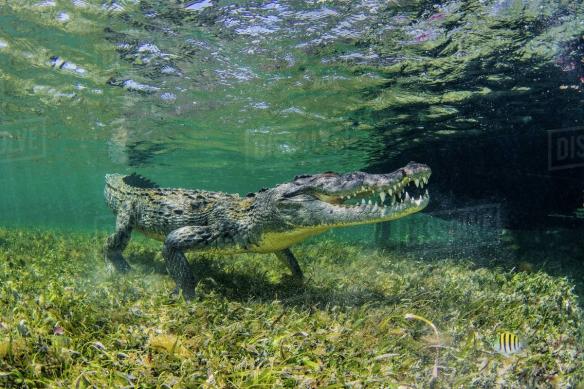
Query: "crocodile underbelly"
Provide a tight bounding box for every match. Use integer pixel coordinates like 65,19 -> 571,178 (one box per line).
250,227 -> 329,253
136,226 -> 329,254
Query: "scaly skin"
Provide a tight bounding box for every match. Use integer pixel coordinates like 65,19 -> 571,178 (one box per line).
104,162 -> 431,298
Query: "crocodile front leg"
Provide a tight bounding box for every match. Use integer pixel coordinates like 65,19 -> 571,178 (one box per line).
104,204 -> 133,273
162,226 -> 216,299
275,248 -> 303,280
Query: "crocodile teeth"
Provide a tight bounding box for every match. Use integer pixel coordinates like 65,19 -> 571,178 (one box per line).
414,178 -> 419,187
367,199 -> 372,205
372,203 -> 378,211
425,189 -> 429,196
379,192 -> 386,203
347,195 -> 351,199
405,192 -> 410,201
361,199 -> 366,205
388,189 -> 393,196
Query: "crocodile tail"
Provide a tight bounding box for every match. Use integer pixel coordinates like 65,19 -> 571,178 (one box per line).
105,173 -> 123,187
104,173 -> 160,211
104,174 -> 126,211
105,173 -> 159,190
122,173 -> 159,189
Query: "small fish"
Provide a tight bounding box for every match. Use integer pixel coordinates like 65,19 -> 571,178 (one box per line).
493,332 -> 523,355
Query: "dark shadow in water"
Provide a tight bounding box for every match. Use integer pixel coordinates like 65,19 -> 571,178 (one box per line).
126,249 -> 399,309
363,31 -> 584,228
374,129 -> 584,229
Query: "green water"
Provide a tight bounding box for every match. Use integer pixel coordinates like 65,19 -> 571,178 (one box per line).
0,0 -> 583,235
1,0 -> 382,230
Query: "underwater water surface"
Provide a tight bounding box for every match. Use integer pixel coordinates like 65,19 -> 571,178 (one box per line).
1,0 -> 584,387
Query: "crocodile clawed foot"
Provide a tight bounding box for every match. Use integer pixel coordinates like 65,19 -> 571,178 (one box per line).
170,286 -> 196,301
106,252 -> 132,273
116,262 -> 132,273
105,261 -> 132,275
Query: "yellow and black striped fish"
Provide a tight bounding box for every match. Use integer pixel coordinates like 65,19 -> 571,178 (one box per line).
493,332 -> 523,355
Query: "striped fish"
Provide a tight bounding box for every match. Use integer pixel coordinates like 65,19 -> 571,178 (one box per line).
493,332 -> 523,355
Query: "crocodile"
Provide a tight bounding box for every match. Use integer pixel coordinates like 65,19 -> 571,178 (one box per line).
104,162 -> 431,298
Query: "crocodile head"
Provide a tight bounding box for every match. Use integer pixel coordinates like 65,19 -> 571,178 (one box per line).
270,162 -> 431,230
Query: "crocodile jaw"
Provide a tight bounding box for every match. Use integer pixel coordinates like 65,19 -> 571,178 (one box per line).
276,162 -> 431,229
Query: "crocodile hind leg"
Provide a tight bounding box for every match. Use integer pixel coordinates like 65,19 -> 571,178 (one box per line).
163,226 -> 216,299
104,205 -> 133,273
275,248 -> 303,280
